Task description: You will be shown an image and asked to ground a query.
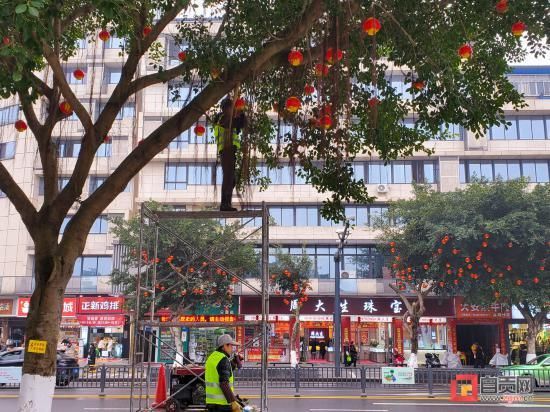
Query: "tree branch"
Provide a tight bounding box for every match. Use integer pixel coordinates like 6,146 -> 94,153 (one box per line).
126,62 -> 191,96
17,92 -> 43,135
0,163 -> 38,238
60,0 -> 326,249
61,4 -> 96,32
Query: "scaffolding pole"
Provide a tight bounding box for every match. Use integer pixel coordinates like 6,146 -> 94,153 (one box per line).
261,202 -> 269,412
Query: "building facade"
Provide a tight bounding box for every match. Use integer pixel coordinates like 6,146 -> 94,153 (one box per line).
0,23 -> 549,362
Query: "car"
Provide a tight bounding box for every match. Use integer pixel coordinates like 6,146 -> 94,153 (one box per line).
0,349 -> 80,386
502,353 -> 550,387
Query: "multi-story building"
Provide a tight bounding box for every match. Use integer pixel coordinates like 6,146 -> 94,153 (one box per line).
0,23 -> 548,363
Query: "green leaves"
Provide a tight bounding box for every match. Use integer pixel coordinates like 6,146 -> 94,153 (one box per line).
15,4 -> 27,14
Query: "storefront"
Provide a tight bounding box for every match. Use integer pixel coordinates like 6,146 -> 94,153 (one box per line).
506,306 -> 550,362
0,298 -> 17,346
240,296 -> 455,364
452,297 -> 511,364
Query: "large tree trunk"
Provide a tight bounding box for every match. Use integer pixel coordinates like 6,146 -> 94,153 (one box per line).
290,311 -> 300,366
171,326 -> 184,367
409,319 -> 419,355
18,246 -> 77,412
516,303 -> 547,363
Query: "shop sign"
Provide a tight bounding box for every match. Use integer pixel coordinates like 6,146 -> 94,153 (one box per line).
28,339 -> 47,354
455,297 -> 511,319
78,296 -> 124,314
381,367 -> 415,384
17,297 -> 77,317
241,296 -> 454,317
0,299 -> 14,316
175,315 -> 237,323
393,319 -> 404,354
247,347 -> 286,362
76,314 -> 125,327
0,367 -> 22,384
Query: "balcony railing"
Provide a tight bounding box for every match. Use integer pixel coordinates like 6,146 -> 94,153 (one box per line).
0,276 -> 114,295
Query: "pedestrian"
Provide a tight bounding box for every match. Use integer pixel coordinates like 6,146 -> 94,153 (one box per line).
472,342 -> 485,368
213,97 -> 247,212
88,343 -> 96,369
97,338 -> 106,358
349,341 -> 358,367
519,344 -> 528,365
205,334 -> 243,412
310,340 -> 317,360
107,338 -> 113,358
319,341 -> 327,360
343,341 -> 350,367
489,348 -> 509,367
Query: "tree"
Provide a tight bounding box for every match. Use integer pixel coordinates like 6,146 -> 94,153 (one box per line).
268,249 -> 313,364
110,203 -> 259,363
380,181 -> 550,361
0,1 -> 547,408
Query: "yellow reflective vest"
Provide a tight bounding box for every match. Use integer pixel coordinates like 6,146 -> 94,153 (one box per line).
213,124 -> 240,153
205,350 -> 234,405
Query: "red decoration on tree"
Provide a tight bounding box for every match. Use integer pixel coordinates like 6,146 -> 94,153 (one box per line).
288,50 -> 304,66
59,101 -> 73,115
511,21 -> 527,37
304,84 -> 315,95
368,97 -> 379,108
320,115 -> 332,129
533,277 -> 540,284
178,51 -> 187,62
495,0 -> 508,14
15,120 -> 27,132
98,29 -> 110,42
234,98 -> 246,111
194,124 -> 206,137
494,291 -> 500,298
458,44 -> 473,60
506,265 -> 512,271
482,241 -> 488,248
412,80 -> 425,91
490,278 -> 496,284
507,242 -> 513,248
325,48 -> 343,64
2,36 -> 10,46
285,96 -> 301,113
314,63 -> 329,77
143,26 -> 152,37
362,17 -> 381,36
103,136 -> 111,143
516,279 -> 523,286
73,69 -> 85,80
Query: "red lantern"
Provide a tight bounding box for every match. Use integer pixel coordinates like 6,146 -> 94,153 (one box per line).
15,120 -> 27,132
412,80 -> 425,91
285,96 -> 301,113
458,44 -> 473,60
437,248 -> 443,254
2,36 -> 10,46
178,51 -> 187,62
59,101 -> 73,115
320,115 -> 332,129
325,48 -> 343,64
506,265 -> 512,271
439,281 -> 445,287
73,69 -> 85,81
482,241 -> 488,248
423,264 -> 429,270
143,26 -> 152,37
483,233 -> 490,239
189,267 -> 195,273
314,63 -> 329,77
194,124 -> 206,137
368,97 -> 379,108
494,291 -> 500,299
511,21 -> 526,37
465,257 -> 471,263
516,279 -> 523,286
234,97 -> 246,111
452,248 -> 459,255
362,17 -> 381,36
98,29 -> 110,42
454,279 -> 459,285
490,278 -> 496,284
288,50 -> 304,67
495,0 -> 508,14
507,242 -> 513,248
210,68 -> 220,79
498,272 -> 504,278
389,241 -> 396,247
533,277 -> 540,284
540,266 -> 545,271
304,84 -> 315,95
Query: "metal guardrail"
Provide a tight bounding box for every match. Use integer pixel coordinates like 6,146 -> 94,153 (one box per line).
1,365 -> 548,395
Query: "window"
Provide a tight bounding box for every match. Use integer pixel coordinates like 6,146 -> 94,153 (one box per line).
96,142 -> 112,157
270,207 -> 295,226
38,177 -> 70,195
104,68 -> 122,84
165,163 -> 187,190
392,161 -> 413,183
490,119 -> 518,140
105,36 -> 125,49
296,206 -> 319,226
169,132 -> 189,149
166,38 -> 189,66
90,215 -> 109,234
489,116 -> 550,140
270,165 -> 293,184
439,123 -> 464,140
518,116 -> 546,140
63,66 -> 86,85
73,256 -> 112,276
98,102 -> 135,120
0,105 -> 19,126
0,141 -> 16,160
168,83 -> 200,108
89,176 -> 107,192
367,162 -> 391,184
188,164 -> 215,185
461,159 -> 550,183
58,140 -> 81,157
75,38 -> 87,49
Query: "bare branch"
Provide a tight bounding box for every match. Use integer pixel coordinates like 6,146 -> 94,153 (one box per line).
126,62 -> 191,96
61,4 -> 96,32
0,163 -> 38,237
17,92 -> 43,135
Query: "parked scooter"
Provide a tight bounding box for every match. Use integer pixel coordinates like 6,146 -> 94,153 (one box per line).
424,352 -> 441,368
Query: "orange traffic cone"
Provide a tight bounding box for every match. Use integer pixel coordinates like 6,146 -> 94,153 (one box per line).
152,364 -> 167,409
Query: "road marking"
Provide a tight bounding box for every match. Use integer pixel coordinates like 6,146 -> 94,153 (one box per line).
83,409 -> 129,411
374,403 -> 550,408
310,409 -> 388,411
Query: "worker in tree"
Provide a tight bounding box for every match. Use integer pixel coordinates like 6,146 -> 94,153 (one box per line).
205,334 -> 242,411
213,97 -> 247,211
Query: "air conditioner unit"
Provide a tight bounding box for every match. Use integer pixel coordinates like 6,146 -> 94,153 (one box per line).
377,184 -> 389,193
340,270 -> 356,279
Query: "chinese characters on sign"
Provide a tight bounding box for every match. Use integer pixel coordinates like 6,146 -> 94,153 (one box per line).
76,314 -> 125,327
17,297 -> 77,317
479,376 -> 534,403
176,315 -> 237,323
27,340 -> 47,354
455,297 -> 511,319
79,297 -> 124,313
0,299 -> 14,316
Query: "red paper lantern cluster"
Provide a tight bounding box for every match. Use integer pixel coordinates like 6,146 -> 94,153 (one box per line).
320,115 -> 332,130
412,80 -> 425,91
285,96 -> 301,113
362,17 -> 381,36
325,48 -> 343,64
304,84 -> 315,95
495,0 -> 508,14
178,51 -> 187,62
368,97 -> 379,108
314,63 -> 329,77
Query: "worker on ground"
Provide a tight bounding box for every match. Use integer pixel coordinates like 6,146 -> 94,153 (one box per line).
213,97 -> 247,211
205,334 -> 242,412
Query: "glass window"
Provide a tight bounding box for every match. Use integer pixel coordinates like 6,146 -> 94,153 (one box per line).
439,123 -> 463,140
295,206 -> 318,226
355,206 -> 368,226
493,162 -> 508,180
89,215 -> 109,234
507,161 -> 521,180
60,216 -> 72,234
531,117 -> 546,139
316,255 -> 331,279
0,141 -> 16,160
58,140 -> 81,158
169,132 -> 189,149
96,142 -> 111,157
0,105 -> 19,126
368,162 -> 391,184
77,256 -> 112,277
280,207 -> 294,226
270,165 -> 293,184
165,163 -> 187,190
392,161 -> 412,183
188,165 -> 213,185
518,117 -> 546,140
89,176 -> 106,192
105,68 -> 122,84
534,161 -> 549,182
423,161 -> 437,184
459,161 -> 466,184
105,36 -> 125,49
168,83 -> 200,108
352,163 -> 365,180
75,39 -> 87,49
294,167 -> 307,184
490,118 -> 518,140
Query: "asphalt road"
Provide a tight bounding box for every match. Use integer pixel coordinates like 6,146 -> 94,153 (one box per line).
1,390 -> 549,411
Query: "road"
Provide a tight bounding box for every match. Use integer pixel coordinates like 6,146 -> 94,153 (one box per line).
1,389 -> 549,411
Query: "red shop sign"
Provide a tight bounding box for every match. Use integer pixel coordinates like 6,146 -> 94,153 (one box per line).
454,297 -> 511,320
76,314 -> 125,327
78,296 -> 124,314
17,297 -> 77,317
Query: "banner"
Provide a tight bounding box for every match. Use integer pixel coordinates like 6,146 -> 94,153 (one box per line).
0,367 -> 22,384
0,299 -> 14,316
17,297 -> 76,317
78,296 -> 124,314
76,314 -> 125,327
381,367 -> 415,384
246,348 -> 286,362
393,318 -> 404,354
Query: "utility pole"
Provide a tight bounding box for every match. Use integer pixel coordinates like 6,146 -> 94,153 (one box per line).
334,219 -> 352,377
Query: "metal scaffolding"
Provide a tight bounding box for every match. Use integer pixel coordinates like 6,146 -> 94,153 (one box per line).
128,203 -> 270,411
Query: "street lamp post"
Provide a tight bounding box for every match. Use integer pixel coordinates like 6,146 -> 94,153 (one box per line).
334,219 -> 351,377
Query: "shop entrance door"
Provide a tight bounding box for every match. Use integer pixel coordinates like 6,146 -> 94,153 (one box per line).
456,324 -> 498,365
